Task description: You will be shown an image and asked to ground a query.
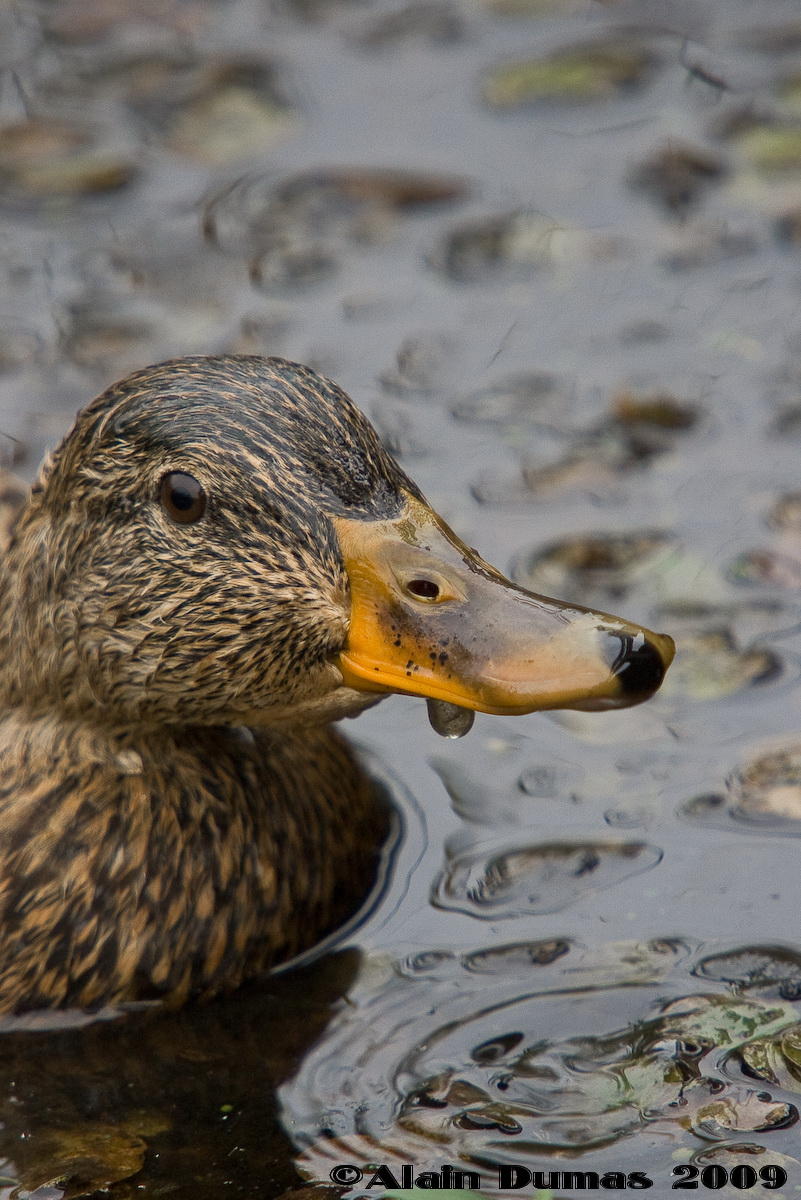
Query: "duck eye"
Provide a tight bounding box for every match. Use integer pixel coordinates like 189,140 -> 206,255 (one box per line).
406,578 -> 441,600
159,472 -> 206,525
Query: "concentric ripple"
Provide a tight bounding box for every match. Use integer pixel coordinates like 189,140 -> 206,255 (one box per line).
282,940 -> 801,1190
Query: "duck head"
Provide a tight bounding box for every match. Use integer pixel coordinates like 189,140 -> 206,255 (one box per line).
0,356 -> 673,732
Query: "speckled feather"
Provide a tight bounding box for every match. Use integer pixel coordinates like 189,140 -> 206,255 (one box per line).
0,356 -> 407,1011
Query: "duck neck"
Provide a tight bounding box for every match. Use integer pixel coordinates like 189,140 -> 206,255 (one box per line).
0,705 -> 391,1009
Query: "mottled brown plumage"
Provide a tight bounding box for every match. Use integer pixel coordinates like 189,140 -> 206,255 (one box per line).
0,354 -> 673,1013
0,356 -> 406,1011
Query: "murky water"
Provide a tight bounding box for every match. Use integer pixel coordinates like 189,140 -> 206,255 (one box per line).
5,0 -> 801,1196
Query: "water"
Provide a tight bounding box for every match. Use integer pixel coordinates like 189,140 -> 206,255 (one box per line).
4,0 -> 801,1195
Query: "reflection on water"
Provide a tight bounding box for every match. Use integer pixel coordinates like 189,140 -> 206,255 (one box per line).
285,939 -> 801,1191
5,0 -> 801,1193
0,953 -> 363,1200
683,742 -> 801,834
432,838 -> 663,918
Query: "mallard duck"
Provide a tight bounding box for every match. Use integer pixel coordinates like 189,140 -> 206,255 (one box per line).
0,355 -> 674,1012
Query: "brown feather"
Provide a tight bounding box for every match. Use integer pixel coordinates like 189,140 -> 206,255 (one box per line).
0,356 -> 402,1011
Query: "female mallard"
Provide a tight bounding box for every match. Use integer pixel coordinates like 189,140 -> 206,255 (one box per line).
0,356 -> 673,1012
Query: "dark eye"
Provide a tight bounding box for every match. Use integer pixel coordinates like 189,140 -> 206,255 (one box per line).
159,472 -> 206,525
406,578 -> 441,600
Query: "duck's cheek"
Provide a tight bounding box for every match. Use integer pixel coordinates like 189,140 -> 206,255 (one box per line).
331,499 -> 674,721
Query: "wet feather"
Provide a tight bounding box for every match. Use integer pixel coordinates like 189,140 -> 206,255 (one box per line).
0,355 -> 406,1011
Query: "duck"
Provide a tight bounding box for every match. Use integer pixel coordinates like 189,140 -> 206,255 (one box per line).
0,355 -> 674,1012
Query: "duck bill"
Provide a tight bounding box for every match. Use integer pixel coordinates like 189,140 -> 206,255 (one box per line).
332,496 -> 674,717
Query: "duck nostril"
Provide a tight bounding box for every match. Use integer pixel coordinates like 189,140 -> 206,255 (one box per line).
406,578 -> 441,600
610,634 -> 667,699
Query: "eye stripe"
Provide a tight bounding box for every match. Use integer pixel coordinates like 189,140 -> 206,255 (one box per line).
159,472 -> 206,525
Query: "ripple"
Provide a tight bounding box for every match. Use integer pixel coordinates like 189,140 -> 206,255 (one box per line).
450,371 -> 575,431
695,945 -> 801,997
283,941 -> 800,1183
681,742 -> 801,835
432,839 -> 662,918
461,939 -> 573,974
511,529 -> 679,608
663,630 -> 785,702
203,167 -> 467,257
430,210 -> 625,284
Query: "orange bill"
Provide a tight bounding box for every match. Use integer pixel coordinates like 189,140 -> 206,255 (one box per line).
333,495 -> 674,717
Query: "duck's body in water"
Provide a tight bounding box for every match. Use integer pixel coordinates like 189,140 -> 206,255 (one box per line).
0,356 -> 674,1012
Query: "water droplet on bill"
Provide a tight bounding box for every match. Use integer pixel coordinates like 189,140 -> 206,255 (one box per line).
426,698 -> 475,738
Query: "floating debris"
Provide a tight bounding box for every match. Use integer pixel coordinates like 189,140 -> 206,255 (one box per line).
517,443 -> 631,497
737,1024 -> 801,1090
768,491 -> 801,532
203,166 -> 468,273
619,319 -> 670,345
354,1 -> 465,50
128,57 -> 296,165
12,1123 -> 149,1196
628,141 -> 727,218
451,371 -> 573,430
734,746 -> 801,824
472,385 -> 699,502
285,941 -> 801,1181
654,598 -> 801,644
431,209 -> 623,283
380,332 -> 457,396
770,403 -> 801,436
483,40 -> 654,109
653,600 -> 795,701
62,299 -> 158,372
42,50 -> 295,167
512,530 -> 678,606
167,80 -> 294,165
733,123 -> 801,173
661,629 -> 782,702
432,839 -> 662,918
660,221 -> 758,272
612,389 -> 699,429
728,548 -> 801,589
226,311 -> 294,357
695,944 -> 801,995
688,1082 -> 795,1139
480,0 -> 595,13
274,0 -> 368,20
42,0 -> 202,41
433,210 -> 557,282
275,167 -> 469,212
461,938 -> 572,973
520,408 -> 687,482
249,238 -> 338,292
774,208 -> 801,245
0,117 -> 136,207
683,744 -> 801,834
